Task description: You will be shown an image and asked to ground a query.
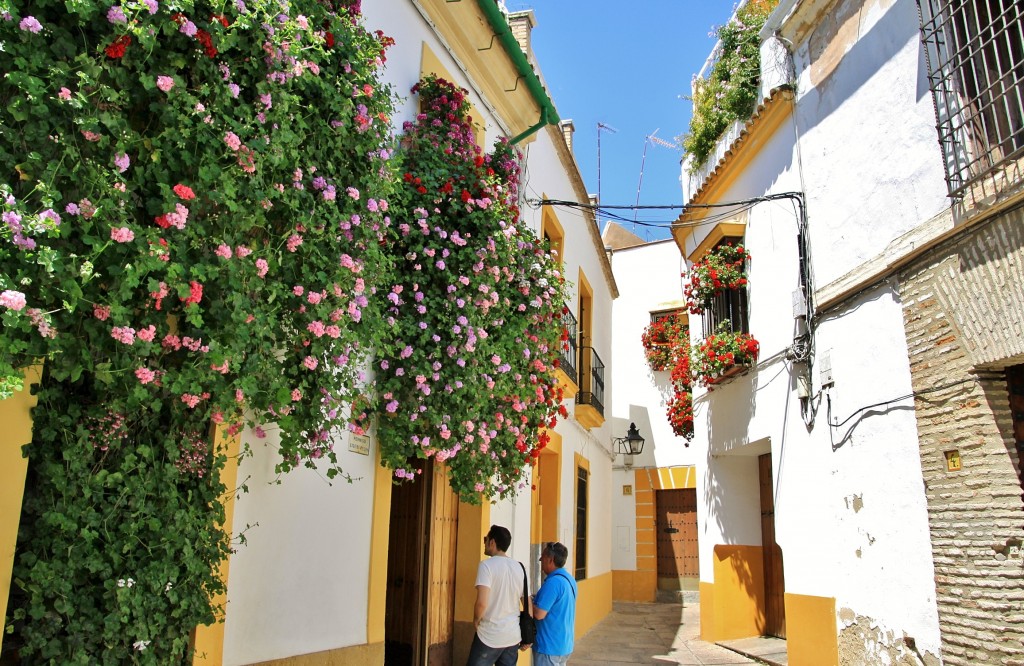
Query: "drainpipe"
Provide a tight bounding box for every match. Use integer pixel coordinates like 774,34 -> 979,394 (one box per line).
474,0 -> 560,144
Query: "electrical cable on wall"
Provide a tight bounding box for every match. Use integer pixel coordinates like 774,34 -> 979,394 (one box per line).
826,377 -> 979,450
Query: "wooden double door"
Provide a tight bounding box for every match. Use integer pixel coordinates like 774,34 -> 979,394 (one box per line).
384,460 -> 459,666
655,488 -> 699,584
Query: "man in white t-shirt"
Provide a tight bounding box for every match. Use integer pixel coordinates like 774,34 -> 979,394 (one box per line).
467,524 -> 530,666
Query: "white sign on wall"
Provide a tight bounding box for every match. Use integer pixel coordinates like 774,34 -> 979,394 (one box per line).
349,433 -> 370,456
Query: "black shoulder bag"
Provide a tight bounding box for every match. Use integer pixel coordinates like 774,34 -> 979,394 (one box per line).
518,562 -> 537,646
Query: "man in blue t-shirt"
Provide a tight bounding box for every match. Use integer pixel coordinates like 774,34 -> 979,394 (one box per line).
531,542 -> 577,666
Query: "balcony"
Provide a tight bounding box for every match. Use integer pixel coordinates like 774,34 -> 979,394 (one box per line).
575,347 -> 605,430
556,308 -> 579,393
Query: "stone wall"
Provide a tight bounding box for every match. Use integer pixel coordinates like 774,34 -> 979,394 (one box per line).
899,206 -> 1024,665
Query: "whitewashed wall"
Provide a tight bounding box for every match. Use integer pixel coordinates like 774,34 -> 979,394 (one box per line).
788,0 -> 948,288
221,2 -> 528,662
681,0 -> 944,653
222,428 -> 381,664
520,125 -> 617,579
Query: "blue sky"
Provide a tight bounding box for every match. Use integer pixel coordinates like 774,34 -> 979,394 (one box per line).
508,1 -> 738,241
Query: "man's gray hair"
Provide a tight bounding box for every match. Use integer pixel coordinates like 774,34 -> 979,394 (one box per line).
543,541 -> 569,568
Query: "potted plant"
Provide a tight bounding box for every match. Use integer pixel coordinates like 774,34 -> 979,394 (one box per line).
684,243 -> 751,313
692,322 -> 759,387
640,313 -> 688,372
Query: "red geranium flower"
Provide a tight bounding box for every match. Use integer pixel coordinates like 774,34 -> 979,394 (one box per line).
105,34 -> 132,59
173,184 -> 196,200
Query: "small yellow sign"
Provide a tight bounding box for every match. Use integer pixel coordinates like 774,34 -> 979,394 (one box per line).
944,450 -> 961,472
622,485 -> 633,496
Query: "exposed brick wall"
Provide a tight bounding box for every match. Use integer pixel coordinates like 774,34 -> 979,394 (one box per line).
899,207 -> 1024,666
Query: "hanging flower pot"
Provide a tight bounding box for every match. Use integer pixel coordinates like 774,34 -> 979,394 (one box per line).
692,326 -> 759,387
684,243 -> 751,313
640,313 -> 689,372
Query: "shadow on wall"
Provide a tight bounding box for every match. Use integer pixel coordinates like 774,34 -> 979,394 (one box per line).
703,372 -> 757,542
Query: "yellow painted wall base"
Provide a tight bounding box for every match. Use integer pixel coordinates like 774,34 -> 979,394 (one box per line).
575,570 -> 612,639
785,593 -> 838,666
612,569 -> 657,602
192,424 -> 242,664
0,364 -> 42,654
249,641 -> 385,665
700,545 -> 765,642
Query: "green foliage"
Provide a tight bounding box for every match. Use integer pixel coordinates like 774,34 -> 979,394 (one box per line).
8,383 -> 230,663
375,76 -> 569,502
682,0 -> 779,171
1,0 -> 395,659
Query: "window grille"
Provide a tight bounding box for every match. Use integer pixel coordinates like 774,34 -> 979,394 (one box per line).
560,308 -> 578,386
701,287 -> 750,339
650,309 -> 683,324
918,0 -> 1024,196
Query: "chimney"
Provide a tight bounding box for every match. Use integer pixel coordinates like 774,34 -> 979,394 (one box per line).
560,119 -> 575,154
507,10 -> 536,60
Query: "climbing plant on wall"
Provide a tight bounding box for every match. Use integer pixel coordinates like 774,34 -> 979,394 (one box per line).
0,0 -> 395,659
375,76 -> 568,502
682,0 -> 779,170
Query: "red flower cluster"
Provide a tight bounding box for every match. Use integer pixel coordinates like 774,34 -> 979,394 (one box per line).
692,329 -> 759,387
684,243 -> 751,313
640,313 -> 688,372
105,34 -> 131,59
666,391 -> 694,440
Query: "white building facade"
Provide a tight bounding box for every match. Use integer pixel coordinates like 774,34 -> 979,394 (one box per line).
201,3 -> 619,665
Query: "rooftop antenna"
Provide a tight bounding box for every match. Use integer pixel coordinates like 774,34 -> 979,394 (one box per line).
597,122 -> 617,231
633,128 -> 680,237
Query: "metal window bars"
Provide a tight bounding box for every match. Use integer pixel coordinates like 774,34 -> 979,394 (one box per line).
918,0 -> 1024,197
701,288 -> 750,340
560,308 -> 578,386
576,347 -> 605,417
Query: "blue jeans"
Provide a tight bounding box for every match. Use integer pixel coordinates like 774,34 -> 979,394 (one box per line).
532,651 -> 570,666
465,634 -> 520,666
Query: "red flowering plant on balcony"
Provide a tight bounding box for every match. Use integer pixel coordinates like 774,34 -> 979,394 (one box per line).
640,312 -> 688,372
640,312 -> 694,440
692,322 -> 760,387
684,243 -> 751,313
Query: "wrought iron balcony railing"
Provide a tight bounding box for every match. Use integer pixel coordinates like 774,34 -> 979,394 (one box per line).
576,347 -> 605,417
560,308 -> 578,386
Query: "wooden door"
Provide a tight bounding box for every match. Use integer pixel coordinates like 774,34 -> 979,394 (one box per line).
384,460 -> 459,666
759,453 -> 786,638
655,489 -> 699,579
385,464 -> 427,665
424,462 -> 459,666
1008,364 -> 1024,491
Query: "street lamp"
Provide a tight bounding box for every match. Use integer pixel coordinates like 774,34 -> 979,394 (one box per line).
613,422 -> 645,468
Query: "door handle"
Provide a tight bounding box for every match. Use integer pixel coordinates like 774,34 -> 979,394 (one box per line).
664,527 -> 678,533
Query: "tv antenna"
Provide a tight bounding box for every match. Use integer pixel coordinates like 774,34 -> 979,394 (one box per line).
597,122 -> 617,230
633,129 -> 680,232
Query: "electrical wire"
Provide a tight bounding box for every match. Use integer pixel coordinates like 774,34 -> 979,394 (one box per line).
827,376 -> 978,429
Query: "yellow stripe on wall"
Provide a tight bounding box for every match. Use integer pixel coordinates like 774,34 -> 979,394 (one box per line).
0,364 -> 42,654
786,593 -> 839,666
192,424 -> 242,664
701,544 -> 764,642
575,570 -> 612,639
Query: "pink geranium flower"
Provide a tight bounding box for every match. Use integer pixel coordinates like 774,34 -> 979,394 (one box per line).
156,76 -> 175,92
0,290 -> 27,311
110,227 -> 134,243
